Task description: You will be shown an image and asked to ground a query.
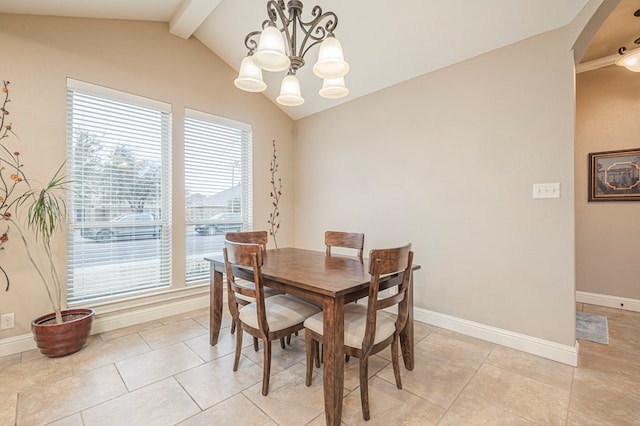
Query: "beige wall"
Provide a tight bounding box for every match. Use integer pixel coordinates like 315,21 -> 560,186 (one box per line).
294,28 -> 578,345
0,14 -> 294,337
576,66 -> 640,300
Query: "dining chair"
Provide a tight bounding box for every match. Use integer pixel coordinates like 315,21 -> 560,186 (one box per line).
325,230 -> 365,261
225,231 -> 277,338
224,240 -> 321,396
304,243 -> 414,420
324,230 -> 365,362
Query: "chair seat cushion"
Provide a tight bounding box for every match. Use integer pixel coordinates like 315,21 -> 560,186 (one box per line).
239,294 -> 321,332
304,303 -> 397,349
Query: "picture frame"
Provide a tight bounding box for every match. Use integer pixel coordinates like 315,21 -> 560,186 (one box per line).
588,148 -> 640,201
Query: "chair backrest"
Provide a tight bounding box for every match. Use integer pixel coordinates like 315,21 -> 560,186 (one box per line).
325,231 -> 365,261
362,243 -> 413,353
225,231 -> 268,252
223,240 -> 269,333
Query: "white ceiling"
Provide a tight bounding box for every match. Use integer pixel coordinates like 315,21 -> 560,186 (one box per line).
0,0 -> 592,120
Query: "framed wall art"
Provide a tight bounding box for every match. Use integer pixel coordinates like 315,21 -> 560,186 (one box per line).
588,148 -> 640,201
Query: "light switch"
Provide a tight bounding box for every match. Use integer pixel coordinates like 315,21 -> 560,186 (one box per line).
533,183 -> 560,199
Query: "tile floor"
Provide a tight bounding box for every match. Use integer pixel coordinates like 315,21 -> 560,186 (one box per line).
1,303 -> 638,425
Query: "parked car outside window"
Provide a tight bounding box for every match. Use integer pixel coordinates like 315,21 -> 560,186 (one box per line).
194,212 -> 242,236
81,213 -> 160,242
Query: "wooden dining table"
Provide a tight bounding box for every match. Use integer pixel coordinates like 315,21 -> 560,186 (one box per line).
205,247 -> 419,426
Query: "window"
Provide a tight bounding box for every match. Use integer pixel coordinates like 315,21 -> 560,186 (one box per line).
184,109 -> 252,283
66,79 -> 172,303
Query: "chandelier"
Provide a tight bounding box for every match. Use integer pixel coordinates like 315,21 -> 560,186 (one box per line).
234,0 -> 349,106
615,8 -> 640,72
616,39 -> 640,72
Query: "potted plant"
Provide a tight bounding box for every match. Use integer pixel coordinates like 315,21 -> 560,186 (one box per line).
1,80 -> 94,357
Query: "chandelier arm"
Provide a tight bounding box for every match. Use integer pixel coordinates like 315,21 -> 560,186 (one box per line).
243,30 -> 262,54
297,8 -> 339,59
266,0 -> 283,23
265,0 -> 294,55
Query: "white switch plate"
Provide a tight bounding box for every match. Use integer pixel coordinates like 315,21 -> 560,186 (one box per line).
533,183 -> 561,199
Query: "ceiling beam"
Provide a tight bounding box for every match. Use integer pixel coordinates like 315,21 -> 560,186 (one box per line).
169,0 -> 222,39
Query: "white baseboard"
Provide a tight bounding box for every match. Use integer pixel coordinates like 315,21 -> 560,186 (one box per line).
576,291 -> 640,313
0,293 -> 209,358
3,294 -> 579,366
90,294 -> 209,335
0,333 -> 37,357
413,307 -> 579,366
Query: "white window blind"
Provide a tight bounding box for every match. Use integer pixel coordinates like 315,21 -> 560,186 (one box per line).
66,79 -> 172,303
184,109 -> 252,283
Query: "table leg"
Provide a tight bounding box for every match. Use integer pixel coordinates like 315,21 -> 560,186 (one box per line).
399,269 -> 415,370
209,266 -> 223,346
323,295 -> 345,426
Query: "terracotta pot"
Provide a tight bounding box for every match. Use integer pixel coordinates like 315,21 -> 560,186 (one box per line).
31,308 -> 95,358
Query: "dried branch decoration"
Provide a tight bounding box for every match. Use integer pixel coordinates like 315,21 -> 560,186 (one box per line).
0,80 -> 68,324
267,139 -> 282,248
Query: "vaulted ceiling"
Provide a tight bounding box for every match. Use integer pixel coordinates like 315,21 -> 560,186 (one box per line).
0,0 -> 602,119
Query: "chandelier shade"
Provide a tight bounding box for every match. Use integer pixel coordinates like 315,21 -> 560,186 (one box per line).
616,47 -> 640,72
236,0 -> 349,106
234,56 -> 267,92
253,25 -> 291,72
276,74 -> 304,106
313,36 -> 349,79
319,77 -> 349,99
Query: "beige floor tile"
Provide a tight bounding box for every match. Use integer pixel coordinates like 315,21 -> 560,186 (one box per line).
414,331 -> 494,370
4,304 -> 638,426
19,348 -> 45,362
304,353 -> 389,393
341,376 -> 445,425
577,339 -> 640,371
376,320 -> 435,362
566,410 -> 622,426
460,364 -> 569,424
82,378 -> 200,426
47,413 -> 84,426
98,320 -> 161,342
342,355 -> 389,391
376,347 -> 475,409
304,412 -> 341,426
486,345 -> 574,390
115,342 -> 203,390
191,309 -> 234,330
570,367 -> 640,424
577,349 -> 640,389
183,328 -> 251,362
159,307 -> 211,325
0,392 -> 17,426
243,363 -> 326,426
607,324 -> 640,349
0,353 -> 21,371
440,393 -> 536,425
177,393 -> 276,425
176,352 -> 263,410
139,318 -> 207,349
17,364 -> 127,425
241,333 -> 307,375
582,304 -> 640,325
69,333 -> 151,373
0,355 -> 73,393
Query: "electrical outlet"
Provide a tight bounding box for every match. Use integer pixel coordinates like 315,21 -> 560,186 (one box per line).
1,313 -> 15,330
